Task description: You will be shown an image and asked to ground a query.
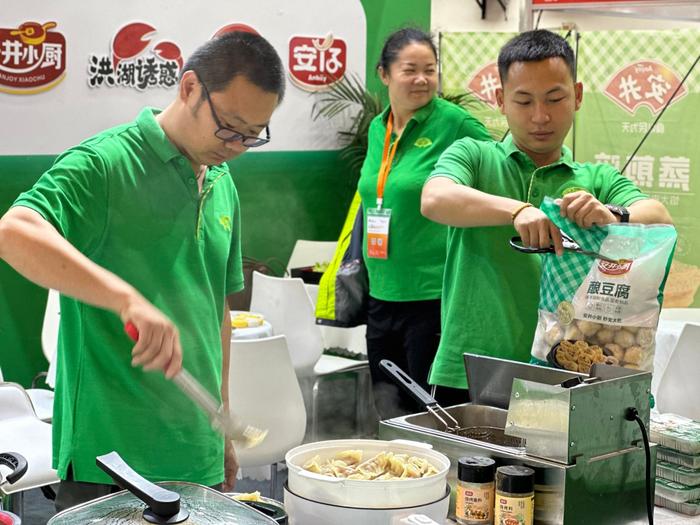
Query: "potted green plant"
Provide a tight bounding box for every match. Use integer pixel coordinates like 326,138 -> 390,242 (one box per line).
312,73 -> 498,178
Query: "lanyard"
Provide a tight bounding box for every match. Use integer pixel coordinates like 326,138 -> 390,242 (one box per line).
376,112 -> 400,209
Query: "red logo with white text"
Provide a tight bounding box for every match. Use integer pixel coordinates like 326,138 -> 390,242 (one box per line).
467,61 -> 500,108
603,61 -> 686,115
87,22 -> 182,90
288,34 -> 346,92
0,21 -> 66,94
598,259 -> 633,276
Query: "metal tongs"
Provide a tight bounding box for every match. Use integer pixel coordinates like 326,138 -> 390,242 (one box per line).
509,231 -> 622,264
379,360 -> 462,432
125,322 -> 267,448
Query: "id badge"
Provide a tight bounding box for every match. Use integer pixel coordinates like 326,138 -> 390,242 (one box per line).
366,207 -> 392,259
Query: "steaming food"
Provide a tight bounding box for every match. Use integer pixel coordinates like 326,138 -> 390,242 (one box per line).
302,449 -> 439,480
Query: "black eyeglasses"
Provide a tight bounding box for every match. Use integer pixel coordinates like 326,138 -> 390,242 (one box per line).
198,78 -> 270,148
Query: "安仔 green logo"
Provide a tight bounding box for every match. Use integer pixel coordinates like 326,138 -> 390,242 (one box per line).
561,186 -> 587,196
219,215 -> 232,232
414,137 -> 432,148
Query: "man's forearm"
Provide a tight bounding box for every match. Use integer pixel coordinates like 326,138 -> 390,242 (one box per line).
0,206 -> 138,315
421,176 -> 525,227
628,199 -> 673,225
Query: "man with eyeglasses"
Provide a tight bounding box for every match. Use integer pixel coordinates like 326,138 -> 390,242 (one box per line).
0,31 -> 285,510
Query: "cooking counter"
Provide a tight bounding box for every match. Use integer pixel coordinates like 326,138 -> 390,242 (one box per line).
379,354 -> 658,525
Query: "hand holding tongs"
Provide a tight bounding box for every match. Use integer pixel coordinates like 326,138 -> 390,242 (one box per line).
509,231 -> 621,263
125,322 -> 267,448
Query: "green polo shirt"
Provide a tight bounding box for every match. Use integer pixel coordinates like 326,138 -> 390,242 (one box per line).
12,108 -> 244,484
427,135 -> 648,389
357,97 -> 491,301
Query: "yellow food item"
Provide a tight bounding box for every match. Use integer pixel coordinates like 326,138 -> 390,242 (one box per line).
555,340 -> 604,374
624,346 -> 643,366
302,449 -> 439,480
636,328 -> 654,348
233,491 -> 261,502
230,312 -> 264,328
613,330 -> 636,348
604,343 -> 624,362
664,260 -> 700,308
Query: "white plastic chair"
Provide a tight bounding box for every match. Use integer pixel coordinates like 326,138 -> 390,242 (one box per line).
0,382 -> 59,518
250,272 -> 325,376
23,289 -> 60,422
286,240 -> 337,276
655,323 -> 700,420
249,272 -> 370,439
229,335 -> 306,495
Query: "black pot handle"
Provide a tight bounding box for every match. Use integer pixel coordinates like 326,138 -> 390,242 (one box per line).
97,451 -> 189,524
0,452 -> 28,485
379,359 -> 438,409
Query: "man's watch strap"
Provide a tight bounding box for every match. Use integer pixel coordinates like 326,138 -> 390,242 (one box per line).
605,204 -> 630,223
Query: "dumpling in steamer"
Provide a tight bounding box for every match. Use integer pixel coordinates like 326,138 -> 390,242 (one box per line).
301,449 -> 439,480
357,452 -> 390,479
302,455 -> 323,474
400,462 -> 422,479
388,454 -> 408,477
334,449 -> 363,465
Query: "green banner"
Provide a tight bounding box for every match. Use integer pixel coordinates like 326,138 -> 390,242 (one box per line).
440,29 -> 700,307
440,31 -> 514,140
577,30 -> 700,308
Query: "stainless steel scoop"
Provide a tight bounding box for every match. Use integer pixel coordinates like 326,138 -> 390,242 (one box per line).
125,322 -> 266,448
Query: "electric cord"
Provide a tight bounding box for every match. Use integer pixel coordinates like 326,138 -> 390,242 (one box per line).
625,407 -> 653,525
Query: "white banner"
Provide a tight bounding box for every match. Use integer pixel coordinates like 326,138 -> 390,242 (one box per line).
0,0 -> 366,154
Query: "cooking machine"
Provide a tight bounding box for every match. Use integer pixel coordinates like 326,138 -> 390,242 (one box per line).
379,354 -> 655,524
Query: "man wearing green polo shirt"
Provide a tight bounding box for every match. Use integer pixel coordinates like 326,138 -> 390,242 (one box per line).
421,30 -> 672,393
0,31 -> 284,508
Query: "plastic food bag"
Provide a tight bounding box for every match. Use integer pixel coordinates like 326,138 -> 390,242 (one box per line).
531,198 -> 676,374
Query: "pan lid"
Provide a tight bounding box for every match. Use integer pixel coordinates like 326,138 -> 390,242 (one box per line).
48,483 -> 279,524
48,452 -> 277,525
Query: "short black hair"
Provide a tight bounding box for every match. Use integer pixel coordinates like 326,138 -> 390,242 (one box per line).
377,27 -> 437,72
182,31 -> 285,103
498,30 -> 575,84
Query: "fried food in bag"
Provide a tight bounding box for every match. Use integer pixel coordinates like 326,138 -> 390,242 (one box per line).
532,198 -> 676,373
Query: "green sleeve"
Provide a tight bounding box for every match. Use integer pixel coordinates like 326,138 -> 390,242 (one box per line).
598,164 -> 649,207
225,185 -> 244,295
455,111 -> 492,142
428,137 -> 482,188
12,146 -> 108,255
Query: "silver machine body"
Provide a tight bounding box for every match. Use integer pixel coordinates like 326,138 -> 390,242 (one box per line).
379,354 -> 654,524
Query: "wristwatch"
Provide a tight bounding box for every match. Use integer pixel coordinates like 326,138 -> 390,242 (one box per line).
605,204 -> 630,223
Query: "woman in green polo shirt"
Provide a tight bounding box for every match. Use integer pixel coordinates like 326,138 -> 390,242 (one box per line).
357,28 -> 491,419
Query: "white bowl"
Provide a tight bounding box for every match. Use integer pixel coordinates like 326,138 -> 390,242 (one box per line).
284,482 -> 450,525
285,439 -> 450,508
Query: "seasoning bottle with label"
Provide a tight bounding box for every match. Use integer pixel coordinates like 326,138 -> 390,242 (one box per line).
494,465 -> 535,525
455,456 -> 496,525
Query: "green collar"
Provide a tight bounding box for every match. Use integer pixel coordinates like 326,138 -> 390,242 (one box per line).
136,107 -> 184,164
380,97 -> 438,127
501,134 -> 575,169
